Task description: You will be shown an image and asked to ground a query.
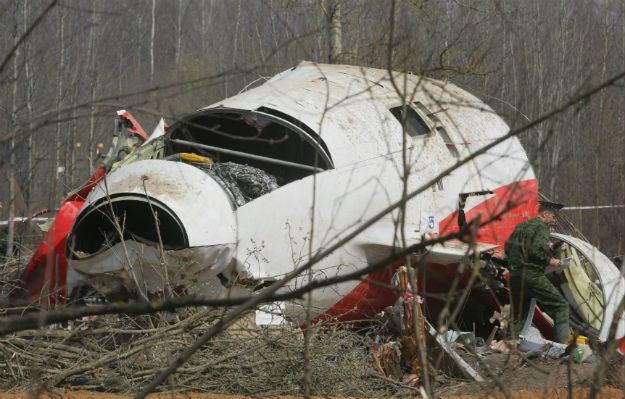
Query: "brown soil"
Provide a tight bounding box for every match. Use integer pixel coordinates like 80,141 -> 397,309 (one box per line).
0,388 -> 623,399
497,357 -> 599,391
443,387 -> 623,398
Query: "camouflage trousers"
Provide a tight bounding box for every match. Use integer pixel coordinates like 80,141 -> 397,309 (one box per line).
508,269 -> 569,334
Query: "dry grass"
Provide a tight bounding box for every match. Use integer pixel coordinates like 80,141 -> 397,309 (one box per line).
0,244 -> 31,302
0,309 -> 398,397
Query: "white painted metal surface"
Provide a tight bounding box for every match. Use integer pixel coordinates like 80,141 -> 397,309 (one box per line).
71,241 -> 234,298
68,63 -> 535,317
144,118 -> 166,145
70,160 -> 236,296
85,159 -> 236,248
199,62 -> 534,322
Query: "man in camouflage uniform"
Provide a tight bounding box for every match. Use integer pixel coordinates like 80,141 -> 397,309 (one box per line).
504,201 -> 570,343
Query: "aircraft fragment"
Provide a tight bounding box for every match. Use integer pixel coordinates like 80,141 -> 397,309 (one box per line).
4,62 -> 624,359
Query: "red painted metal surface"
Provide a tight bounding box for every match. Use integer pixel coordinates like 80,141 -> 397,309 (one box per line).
320,179 -> 540,329
9,168 -> 106,307
438,179 -> 539,248
312,261 -> 403,324
118,110 -> 149,141
10,110 -> 148,308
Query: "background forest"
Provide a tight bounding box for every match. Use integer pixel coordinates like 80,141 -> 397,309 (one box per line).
0,0 -> 624,257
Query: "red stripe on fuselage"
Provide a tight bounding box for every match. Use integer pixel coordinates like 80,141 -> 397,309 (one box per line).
439,179 -> 539,248
312,263 -> 402,324
318,179 -> 539,324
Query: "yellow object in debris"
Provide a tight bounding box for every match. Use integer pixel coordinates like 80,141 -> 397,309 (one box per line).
180,152 -> 212,164
566,335 -> 588,346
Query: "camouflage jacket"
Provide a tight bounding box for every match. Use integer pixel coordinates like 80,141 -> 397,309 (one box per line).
504,217 -> 550,274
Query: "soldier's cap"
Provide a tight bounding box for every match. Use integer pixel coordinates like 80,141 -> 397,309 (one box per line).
539,200 -> 565,213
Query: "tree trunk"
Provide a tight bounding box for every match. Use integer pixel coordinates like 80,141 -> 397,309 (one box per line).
54,4 -> 65,206
150,0 -> 155,85
23,0 -> 34,210
87,3 -> 96,175
69,85 -> 78,188
325,0 -> 342,63
226,0 -> 242,97
6,7 -> 21,257
175,0 -> 183,66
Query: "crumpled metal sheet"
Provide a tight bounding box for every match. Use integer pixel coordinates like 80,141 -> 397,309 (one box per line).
199,162 -> 279,206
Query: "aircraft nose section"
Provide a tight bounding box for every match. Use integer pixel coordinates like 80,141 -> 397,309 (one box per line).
67,159 -> 237,299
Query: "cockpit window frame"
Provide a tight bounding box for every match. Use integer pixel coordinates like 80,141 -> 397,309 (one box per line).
167,107 -> 335,171
388,102 -> 435,140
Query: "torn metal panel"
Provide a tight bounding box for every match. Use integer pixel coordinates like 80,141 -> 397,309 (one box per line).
422,239 -> 499,265
70,240 -> 234,299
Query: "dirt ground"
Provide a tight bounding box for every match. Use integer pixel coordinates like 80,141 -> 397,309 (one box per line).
428,344 -> 618,394
1,355 -> 623,399
2,349 -> 623,399
0,387 -> 623,399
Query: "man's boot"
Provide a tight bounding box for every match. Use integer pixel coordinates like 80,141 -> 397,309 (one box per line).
554,322 -> 570,344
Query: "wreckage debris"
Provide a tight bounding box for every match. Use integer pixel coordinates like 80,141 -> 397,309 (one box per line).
5,62 -> 625,398
208,162 -> 279,206
518,327 -> 599,363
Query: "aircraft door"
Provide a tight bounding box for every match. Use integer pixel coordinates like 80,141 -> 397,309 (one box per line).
549,233 -> 625,341
393,103 -> 451,236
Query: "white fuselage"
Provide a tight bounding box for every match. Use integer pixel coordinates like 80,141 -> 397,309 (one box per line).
70,62 -> 536,321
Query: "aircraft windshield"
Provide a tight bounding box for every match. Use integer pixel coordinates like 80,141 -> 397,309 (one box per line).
165,109 -> 332,187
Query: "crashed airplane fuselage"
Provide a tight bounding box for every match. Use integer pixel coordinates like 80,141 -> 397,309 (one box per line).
13,62 -> 625,344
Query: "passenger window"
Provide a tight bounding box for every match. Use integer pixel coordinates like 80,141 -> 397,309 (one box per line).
389,105 -> 430,137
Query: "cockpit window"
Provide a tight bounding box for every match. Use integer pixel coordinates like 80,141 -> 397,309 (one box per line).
165,109 -> 332,191
389,105 -> 431,137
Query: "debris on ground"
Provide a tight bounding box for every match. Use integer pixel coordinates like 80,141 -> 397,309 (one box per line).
489,340 -> 512,354
517,326 -> 599,364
